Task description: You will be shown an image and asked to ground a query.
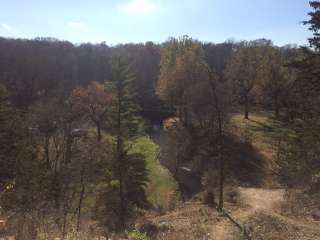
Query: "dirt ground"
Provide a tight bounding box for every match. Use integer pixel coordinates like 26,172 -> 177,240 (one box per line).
144,113 -> 320,240
146,186 -> 320,240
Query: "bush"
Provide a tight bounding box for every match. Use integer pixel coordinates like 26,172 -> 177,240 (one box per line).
127,229 -> 149,240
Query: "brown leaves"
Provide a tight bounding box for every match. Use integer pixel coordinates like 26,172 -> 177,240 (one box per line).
70,81 -> 113,122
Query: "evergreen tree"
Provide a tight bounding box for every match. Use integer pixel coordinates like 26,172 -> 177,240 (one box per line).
305,1 -> 320,50
96,55 -> 149,233
278,1 -> 320,191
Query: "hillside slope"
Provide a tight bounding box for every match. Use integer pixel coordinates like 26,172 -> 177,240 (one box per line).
139,112 -> 320,240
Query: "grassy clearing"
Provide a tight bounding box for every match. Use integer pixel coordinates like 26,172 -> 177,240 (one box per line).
231,112 -> 295,144
230,112 -> 295,160
131,137 -> 179,210
229,111 -> 297,187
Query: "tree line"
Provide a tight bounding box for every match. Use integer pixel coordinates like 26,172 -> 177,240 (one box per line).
0,1 -> 320,238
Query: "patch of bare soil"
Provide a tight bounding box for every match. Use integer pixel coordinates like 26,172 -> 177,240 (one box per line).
208,187 -> 320,240
143,202 -> 219,240
141,187 -> 320,240
232,187 -> 320,240
246,212 -> 320,240
238,187 -> 285,211
211,217 -> 241,240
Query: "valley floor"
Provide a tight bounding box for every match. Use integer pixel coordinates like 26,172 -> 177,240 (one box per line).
141,112 -> 320,240
144,186 -> 320,240
1,112 -> 319,240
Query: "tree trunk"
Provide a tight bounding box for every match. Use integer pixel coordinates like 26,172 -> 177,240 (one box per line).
76,177 -> 85,232
61,211 -> 67,240
274,95 -> 279,119
30,213 -> 37,240
65,126 -> 73,165
117,92 -> 126,231
208,75 -> 224,210
96,121 -> 101,142
118,148 -> 126,231
244,95 -> 249,119
45,133 -> 51,169
118,143 -> 125,232
16,214 -> 26,240
218,156 -> 224,211
217,106 -> 224,211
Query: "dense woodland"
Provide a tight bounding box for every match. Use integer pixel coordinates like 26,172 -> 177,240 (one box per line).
0,1 -> 320,240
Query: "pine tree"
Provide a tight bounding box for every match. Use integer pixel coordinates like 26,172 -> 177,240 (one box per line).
278,1 -> 320,191
96,55 -> 149,233
289,1 -> 320,119
304,1 -> 320,50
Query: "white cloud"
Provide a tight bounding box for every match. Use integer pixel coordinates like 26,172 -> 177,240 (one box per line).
0,23 -> 12,31
0,23 -> 17,36
67,21 -> 86,29
117,0 -> 157,15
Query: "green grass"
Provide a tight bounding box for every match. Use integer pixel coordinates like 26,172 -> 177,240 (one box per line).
127,229 -> 149,240
230,112 -> 298,187
231,113 -> 296,146
130,136 -> 179,210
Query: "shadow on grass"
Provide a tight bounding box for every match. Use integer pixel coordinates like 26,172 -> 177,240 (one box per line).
225,136 -> 267,187
248,118 -> 295,140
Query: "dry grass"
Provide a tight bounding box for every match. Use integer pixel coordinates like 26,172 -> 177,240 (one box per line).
281,190 -> 320,223
131,112 -> 319,240
245,211 -> 320,240
143,202 -> 220,240
230,112 -> 295,161
229,111 -> 296,188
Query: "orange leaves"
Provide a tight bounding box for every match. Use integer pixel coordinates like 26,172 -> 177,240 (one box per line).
157,37 -> 210,107
70,81 -> 113,122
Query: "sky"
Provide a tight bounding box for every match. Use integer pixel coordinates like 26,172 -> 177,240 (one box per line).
0,0 -> 313,46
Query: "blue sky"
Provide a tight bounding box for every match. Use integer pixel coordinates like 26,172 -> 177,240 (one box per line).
0,0 -> 312,46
